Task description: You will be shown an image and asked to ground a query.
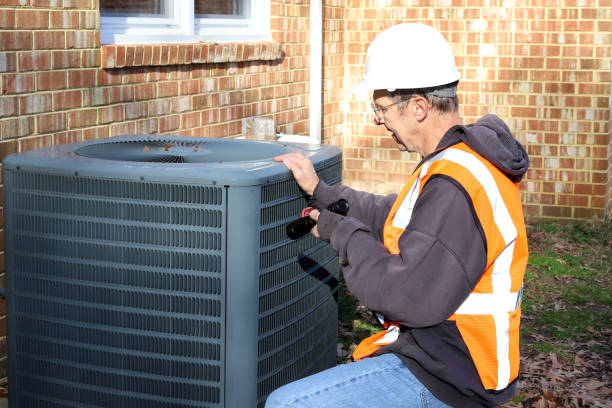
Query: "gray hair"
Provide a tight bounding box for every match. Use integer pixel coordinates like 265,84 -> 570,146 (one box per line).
389,81 -> 459,113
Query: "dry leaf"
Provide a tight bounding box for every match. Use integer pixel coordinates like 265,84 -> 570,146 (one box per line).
580,380 -> 604,390
550,353 -> 560,370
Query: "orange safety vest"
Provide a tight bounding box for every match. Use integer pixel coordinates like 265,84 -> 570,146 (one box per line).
352,142 -> 528,391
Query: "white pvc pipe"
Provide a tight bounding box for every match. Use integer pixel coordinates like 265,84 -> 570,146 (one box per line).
309,0 -> 323,144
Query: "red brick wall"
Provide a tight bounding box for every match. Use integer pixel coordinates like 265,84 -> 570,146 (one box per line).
338,1 -> 611,223
321,1 -> 346,149
0,1 -> 311,143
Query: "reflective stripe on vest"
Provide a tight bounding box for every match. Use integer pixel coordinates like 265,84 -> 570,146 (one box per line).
381,142 -> 527,391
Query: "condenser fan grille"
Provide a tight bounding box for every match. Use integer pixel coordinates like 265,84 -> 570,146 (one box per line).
74,139 -> 290,163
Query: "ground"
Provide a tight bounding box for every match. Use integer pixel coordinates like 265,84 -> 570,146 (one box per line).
338,221 -> 611,408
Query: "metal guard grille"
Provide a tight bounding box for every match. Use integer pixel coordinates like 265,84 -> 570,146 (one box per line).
256,159 -> 342,406
7,170 -> 226,407
74,138 -> 289,163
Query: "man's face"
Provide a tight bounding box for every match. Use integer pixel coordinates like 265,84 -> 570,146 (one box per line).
372,90 -> 415,152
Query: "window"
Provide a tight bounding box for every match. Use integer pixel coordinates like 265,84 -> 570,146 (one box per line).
100,0 -> 271,45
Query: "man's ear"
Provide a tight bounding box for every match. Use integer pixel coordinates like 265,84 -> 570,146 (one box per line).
413,96 -> 429,122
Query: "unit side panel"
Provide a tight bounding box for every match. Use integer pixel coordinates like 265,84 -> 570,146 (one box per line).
4,170 -> 226,408
256,159 -> 343,407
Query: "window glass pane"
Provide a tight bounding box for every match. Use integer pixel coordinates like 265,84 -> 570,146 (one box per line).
100,0 -> 172,18
196,0 -> 243,17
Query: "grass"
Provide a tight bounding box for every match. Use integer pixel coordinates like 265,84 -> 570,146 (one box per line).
508,221 -> 610,406
530,341 -> 567,354
522,221 -> 611,346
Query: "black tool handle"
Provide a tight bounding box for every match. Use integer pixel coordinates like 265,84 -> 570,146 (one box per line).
286,199 -> 349,240
326,198 -> 349,215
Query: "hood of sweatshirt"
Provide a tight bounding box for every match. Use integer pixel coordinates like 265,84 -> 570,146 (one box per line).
440,114 -> 529,182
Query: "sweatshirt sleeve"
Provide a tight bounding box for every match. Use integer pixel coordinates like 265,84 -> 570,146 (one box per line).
321,176 -> 487,327
313,181 -> 397,241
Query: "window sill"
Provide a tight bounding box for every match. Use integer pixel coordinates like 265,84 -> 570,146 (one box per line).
101,42 -> 283,69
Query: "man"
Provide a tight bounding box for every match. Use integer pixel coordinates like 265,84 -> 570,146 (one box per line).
266,23 -> 529,408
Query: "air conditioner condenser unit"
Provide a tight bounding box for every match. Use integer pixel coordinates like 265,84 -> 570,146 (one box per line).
3,136 -> 343,408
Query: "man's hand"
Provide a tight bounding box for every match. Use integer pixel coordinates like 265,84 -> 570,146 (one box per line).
308,209 -> 320,238
274,152 -> 320,196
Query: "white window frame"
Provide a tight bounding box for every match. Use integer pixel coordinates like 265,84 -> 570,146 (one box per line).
100,0 -> 271,45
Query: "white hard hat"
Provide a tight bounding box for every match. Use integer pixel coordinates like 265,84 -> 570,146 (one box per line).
351,23 -> 460,96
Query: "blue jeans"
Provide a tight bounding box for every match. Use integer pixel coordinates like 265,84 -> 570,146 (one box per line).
265,353 -> 452,408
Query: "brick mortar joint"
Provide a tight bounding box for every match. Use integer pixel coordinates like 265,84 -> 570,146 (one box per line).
100,41 -> 284,69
